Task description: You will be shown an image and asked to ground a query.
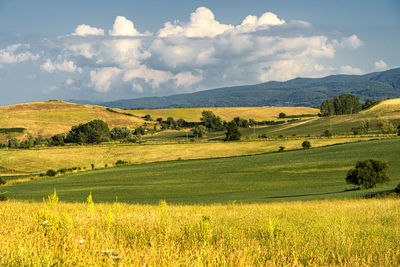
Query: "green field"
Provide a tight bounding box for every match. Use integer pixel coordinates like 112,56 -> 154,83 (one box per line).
4,138 -> 399,204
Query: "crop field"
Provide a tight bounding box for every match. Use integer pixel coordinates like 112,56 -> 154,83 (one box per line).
3,138 -> 399,204
0,136 -> 382,176
0,101 -> 145,137
126,106 -> 319,122
1,197 -> 399,266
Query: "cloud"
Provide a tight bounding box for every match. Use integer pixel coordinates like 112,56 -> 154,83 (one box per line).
72,24 -> 104,36
374,60 -> 388,70
159,7 -> 234,38
40,58 -> 82,73
333,34 -> 363,49
339,65 -> 364,75
90,67 -> 121,92
109,16 -> 143,36
0,44 -> 39,67
4,7 -> 366,98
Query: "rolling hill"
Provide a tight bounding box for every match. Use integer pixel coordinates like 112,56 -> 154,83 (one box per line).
85,68 -> 400,109
0,100 -> 145,138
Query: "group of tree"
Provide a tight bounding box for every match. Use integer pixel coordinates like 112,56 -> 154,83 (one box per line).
320,94 -> 362,116
0,120 -> 147,149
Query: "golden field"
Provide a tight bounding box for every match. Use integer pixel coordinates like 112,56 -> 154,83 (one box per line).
0,196 -> 399,266
126,106 -> 319,122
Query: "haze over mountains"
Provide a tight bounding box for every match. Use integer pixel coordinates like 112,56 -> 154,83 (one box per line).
71,68 -> 400,109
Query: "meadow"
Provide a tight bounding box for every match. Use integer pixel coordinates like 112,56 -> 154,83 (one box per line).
1,197 -> 399,266
0,136 -> 383,177
4,138 -> 399,204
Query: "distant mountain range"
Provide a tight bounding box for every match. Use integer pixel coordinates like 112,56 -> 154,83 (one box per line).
70,68 -> 400,109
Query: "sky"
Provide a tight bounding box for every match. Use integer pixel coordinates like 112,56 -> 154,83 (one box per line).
0,0 -> 399,106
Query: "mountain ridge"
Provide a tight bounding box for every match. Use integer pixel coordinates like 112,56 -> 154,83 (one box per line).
69,68 -> 400,109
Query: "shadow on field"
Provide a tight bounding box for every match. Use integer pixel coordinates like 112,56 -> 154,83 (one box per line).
264,190 -> 347,199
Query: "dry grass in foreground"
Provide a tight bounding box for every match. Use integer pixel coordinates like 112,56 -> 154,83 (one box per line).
1,195 -> 399,266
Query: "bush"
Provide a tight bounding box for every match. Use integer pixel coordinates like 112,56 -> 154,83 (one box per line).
0,194 -> 7,201
278,146 -> 285,152
0,177 -> 6,185
115,160 -> 128,166
345,159 -> 389,189
192,125 -> 207,138
302,140 -> 311,149
225,121 -> 241,141
395,184 -> 400,194
46,169 -> 57,177
278,112 -> 287,118
323,130 -> 332,137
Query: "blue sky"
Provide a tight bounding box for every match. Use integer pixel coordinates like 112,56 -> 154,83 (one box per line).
0,0 -> 399,106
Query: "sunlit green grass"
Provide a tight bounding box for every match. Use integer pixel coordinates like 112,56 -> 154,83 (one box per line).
5,138 -> 400,204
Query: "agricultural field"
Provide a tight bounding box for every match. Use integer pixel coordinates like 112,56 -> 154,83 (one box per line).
0,136 -> 383,177
1,197 -> 399,266
126,106 -> 319,122
4,138 -> 400,204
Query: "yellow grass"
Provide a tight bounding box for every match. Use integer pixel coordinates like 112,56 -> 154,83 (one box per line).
0,101 -> 145,137
0,136 -> 383,174
1,197 -> 399,266
363,98 -> 400,113
126,106 -> 319,122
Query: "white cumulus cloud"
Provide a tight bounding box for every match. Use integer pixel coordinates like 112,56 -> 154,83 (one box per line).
374,60 -> 388,70
334,34 -> 363,49
72,24 -> 104,36
339,65 -> 364,75
40,58 -> 82,73
109,16 -> 143,36
90,67 -> 121,92
0,44 -> 39,67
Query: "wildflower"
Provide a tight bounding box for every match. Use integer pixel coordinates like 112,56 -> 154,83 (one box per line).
42,220 -> 49,226
79,239 -> 85,244
101,250 -> 114,255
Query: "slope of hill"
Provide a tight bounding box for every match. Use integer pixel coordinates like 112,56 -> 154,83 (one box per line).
93,68 -> 400,109
0,100 -> 145,138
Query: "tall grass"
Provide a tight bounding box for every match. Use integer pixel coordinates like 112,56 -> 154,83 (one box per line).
1,195 -> 399,266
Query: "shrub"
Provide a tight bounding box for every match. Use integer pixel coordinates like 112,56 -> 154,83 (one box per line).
278,146 -> 285,152
395,184 -> 400,194
346,159 -> 389,189
323,130 -> 332,137
0,177 -> 6,185
0,194 -> 7,201
91,163 -> 95,169
192,125 -> 207,138
225,121 -> 241,141
278,112 -> 287,118
144,114 -> 153,121
46,169 -> 57,177
115,160 -> 128,166
302,140 -> 311,149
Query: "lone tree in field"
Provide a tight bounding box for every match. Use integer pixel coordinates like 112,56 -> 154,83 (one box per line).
225,121 -> 241,141
345,159 -> 389,189
192,125 -> 207,138
302,140 -> 311,149
279,112 -> 287,118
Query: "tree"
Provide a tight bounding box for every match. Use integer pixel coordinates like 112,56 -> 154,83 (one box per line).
345,159 -> 389,189
398,125 -> 400,136
377,117 -> 395,134
7,138 -> 20,149
50,134 -> 65,146
144,114 -> 153,121
111,127 -> 133,140
279,112 -> 287,118
225,121 -> 241,141
302,140 -> 311,149
192,125 -> 207,138
320,94 -> 361,116
323,130 -> 332,137
133,126 -> 145,136
201,111 -> 223,130
66,120 -> 110,144
362,99 -> 374,110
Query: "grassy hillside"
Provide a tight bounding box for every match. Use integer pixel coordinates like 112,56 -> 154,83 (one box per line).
1,198 -> 399,266
0,136 -> 380,176
4,138 -> 399,204
236,98 -> 400,138
126,106 -> 319,122
0,100 -> 145,138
